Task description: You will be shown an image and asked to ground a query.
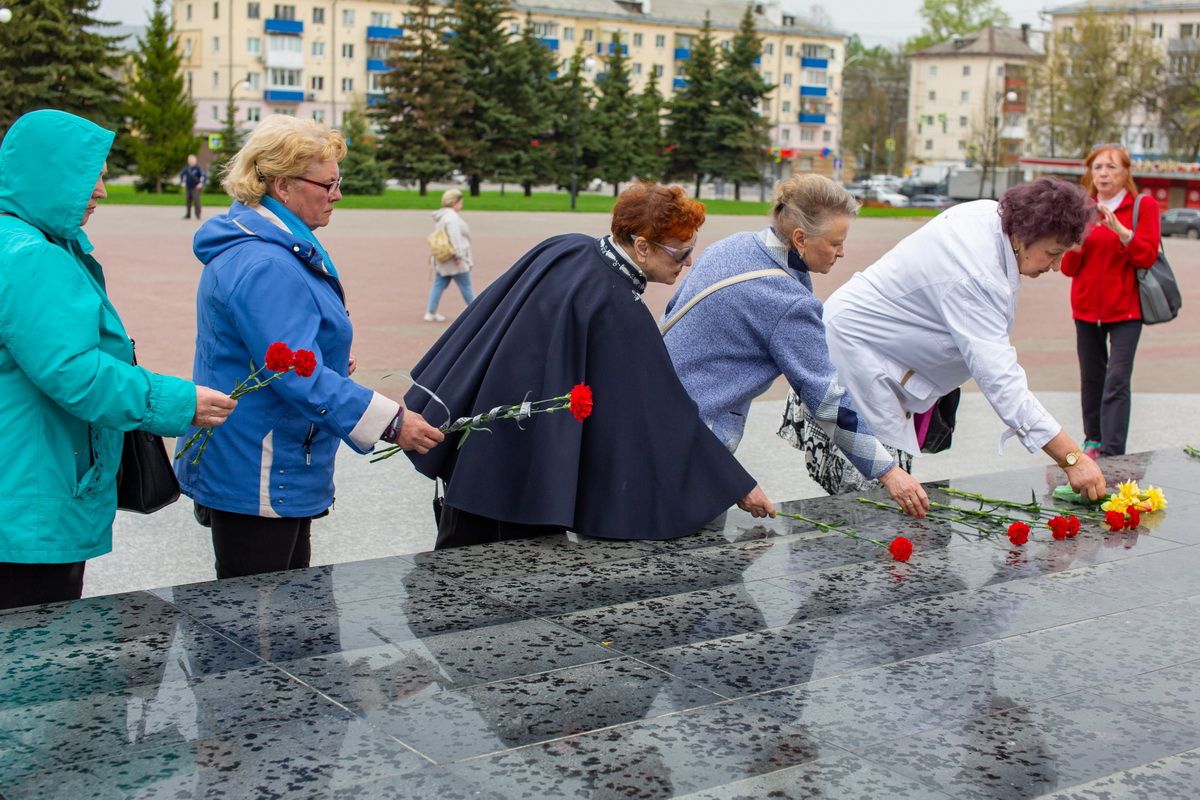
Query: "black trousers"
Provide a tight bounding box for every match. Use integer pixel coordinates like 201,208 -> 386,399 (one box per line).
0,561 -> 86,610
435,503 -> 566,550
209,508 -> 312,579
184,185 -> 202,219
1076,318 -> 1142,456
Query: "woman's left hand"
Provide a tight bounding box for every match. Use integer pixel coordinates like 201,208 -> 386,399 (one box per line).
737,485 -> 776,518
879,465 -> 929,518
348,353 -> 357,375
1097,205 -> 1132,245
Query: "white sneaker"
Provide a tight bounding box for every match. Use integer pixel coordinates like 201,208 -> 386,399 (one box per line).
423,312 -> 446,322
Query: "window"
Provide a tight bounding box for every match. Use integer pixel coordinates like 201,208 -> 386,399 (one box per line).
633,33 -> 642,47
764,42 -> 773,55
368,72 -> 385,92
960,90 -> 969,103
247,72 -> 260,89
183,39 -> 193,58
959,115 -> 967,127
186,71 -> 193,93
313,109 -> 325,123
583,29 -> 594,42
631,63 -> 642,75
785,44 -> 793,57
782,100 -> 791,112
1182,23 -> 1196,38
533,21 -> 555,36
563,27 -> 574,41
268,68 -> 300,86
212,106 -> 219,120
247,36 -> 261,54
267,34 -> 302,54
929,65 -> 937,77
247,1 -> 258,18
925,138 -> 933,151
312,41 -> 325,56
721,39 -> 730,50
653,64 -> 663,77
186,3 -> 192,20
804,69 -> 823,83
800,128 -> 814,142
1151,23 -> 1162,38
1061,25 -> 1073,39
311,75 -> 324,90
212,70 -> 219,88
341,77 -> 353,92
368,43 -> 387,59
370,11 -> 390,26
958,140 -> 966,150
822,129 -> 831,142
801,44 -> 825,58
312,6 -> 324,23
212,36 -> 220,54
213,1 -> 218,19
655,34 -> 665,47
272,4 -> 294,19
341,43 -> 354,58
764,70 -> 773,82
509,22 -> 519,34
342,9 -> 354,25
1119,24 -> 1130,41
782,128 -> 791,140
247,107 -> 261,121
928,90 -> 935,101
1143,132 -> 1155,148
783,72 -> 792,85
962,65 -> 970,76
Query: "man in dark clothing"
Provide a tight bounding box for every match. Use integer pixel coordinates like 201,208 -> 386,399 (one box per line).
180,154 -> 206,220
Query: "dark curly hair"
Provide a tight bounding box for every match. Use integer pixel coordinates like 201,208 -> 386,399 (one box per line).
998,177 -> 1095,248
611,182 -> 706,245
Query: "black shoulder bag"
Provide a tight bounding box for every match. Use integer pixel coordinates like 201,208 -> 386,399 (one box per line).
1132,195 -> 1182,325
116,341 -> 182,513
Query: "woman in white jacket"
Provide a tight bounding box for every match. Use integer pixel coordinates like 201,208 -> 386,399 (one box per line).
425,188 -> 476,322
821,177 -> 1107,500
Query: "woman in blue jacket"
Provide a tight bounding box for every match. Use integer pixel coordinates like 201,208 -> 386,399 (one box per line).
176,115 -> 443,579
0,110 -> 236,609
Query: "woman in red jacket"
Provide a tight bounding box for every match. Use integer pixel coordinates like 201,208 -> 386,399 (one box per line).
1060,145 -> 1161,457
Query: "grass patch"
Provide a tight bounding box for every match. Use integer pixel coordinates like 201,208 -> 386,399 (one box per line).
102,184 -> 939,217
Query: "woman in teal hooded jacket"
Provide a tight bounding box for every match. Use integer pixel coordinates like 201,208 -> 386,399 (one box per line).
0,110 -> 237,609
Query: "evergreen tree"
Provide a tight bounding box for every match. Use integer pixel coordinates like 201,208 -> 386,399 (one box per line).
494,14 -> 560,196
706,5 -> 773,199
205,100 -> 246,193
124,0 -> 196,192
554,49 -> 601,205
339,99 -> 386,194
633,69 -> 668,182
374,0 -> 462,195
447,0 -> 516,195
666,14 -> 720,197
592,33 -> 639,197
0,0 -> 124,134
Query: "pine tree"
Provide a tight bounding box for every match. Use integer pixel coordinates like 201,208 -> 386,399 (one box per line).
593,33 -> 639,197
554,49 -> 601,205
494,14 -> 559,196
124,0 -> 197,192
374,0 -> 462,195
706,4 -> 773,200
339,99 -> 387,194
0,0 -> 124,134
633,69 -> 668,182
666,14 -> 720,197
447,0 -> 515,195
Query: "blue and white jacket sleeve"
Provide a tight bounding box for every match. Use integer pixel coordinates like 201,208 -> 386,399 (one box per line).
221,256 -> 399,454
769,294 -> 896,479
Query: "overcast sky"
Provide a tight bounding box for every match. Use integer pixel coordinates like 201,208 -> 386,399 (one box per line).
96,0 -> 1055,48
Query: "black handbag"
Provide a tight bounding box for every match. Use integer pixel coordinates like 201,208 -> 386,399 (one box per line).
919,388 -> 961,454
1132,195 -> 1182,325
115,340 -> 181,514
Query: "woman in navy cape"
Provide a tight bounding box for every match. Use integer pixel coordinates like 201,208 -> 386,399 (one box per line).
406,183 -> 772,548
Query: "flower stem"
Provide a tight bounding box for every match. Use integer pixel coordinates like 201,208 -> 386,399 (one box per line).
776,511 -> 885,548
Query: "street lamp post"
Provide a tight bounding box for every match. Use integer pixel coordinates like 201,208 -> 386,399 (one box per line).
569,57 -> 596,211
988,89 -> 1020,198
0,7 -> 12,22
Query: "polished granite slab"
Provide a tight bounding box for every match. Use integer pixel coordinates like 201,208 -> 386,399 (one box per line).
4,450 -> 1200,798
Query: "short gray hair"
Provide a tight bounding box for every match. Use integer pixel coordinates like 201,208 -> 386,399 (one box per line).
772,174 -> 858,241
441,188 -> 463,207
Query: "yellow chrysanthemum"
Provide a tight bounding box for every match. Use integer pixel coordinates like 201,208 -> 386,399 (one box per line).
1140,485 -> 1168,512
1101,495 -> 1131,513
1116,480 -> 1141,501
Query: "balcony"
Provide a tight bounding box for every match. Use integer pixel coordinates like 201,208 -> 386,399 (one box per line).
366,26 -> 403,41
799,85 -> 827,97
264,89 -> 304,103
596,42 -> 627,55
800,57 -> 827,69
797,113 -> 826,124
367,93 -> 386,107
674,47 -> 690,60
673,77 -> 688,89
540,37 -> 558,51
366,59 -> 390,72
264,18 -> 303,35
263,46 -> 304,69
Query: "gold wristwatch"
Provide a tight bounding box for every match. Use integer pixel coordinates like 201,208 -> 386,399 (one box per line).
1058,450 -> 1083,469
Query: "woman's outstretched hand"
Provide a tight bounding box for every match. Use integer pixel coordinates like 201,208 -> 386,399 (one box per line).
879,465 -> 929,518
397,410 -> 445,454
738,484 -> 777,518
192,386 -> 237,428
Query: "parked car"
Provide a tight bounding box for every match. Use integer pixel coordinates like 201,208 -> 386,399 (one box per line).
1161,208 -> 1200,239
866,187 -> 910,207
910,194 -> 956,210
842,182 -> 868,200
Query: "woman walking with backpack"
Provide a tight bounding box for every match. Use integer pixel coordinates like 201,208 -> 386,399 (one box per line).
425,189 -> 475,322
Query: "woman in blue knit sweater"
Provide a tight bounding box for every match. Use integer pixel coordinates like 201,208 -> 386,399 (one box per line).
662,175 -> 928,517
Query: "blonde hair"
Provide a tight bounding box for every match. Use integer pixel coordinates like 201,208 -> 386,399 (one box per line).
221,115 -> 347,204
772,174 -> 858,241
441,188 -> 463,207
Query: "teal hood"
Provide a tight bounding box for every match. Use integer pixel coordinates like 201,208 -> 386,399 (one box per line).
0,110 -> 114,243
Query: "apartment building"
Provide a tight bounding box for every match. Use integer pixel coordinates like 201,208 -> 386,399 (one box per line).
906,25 -> 1042,170
1046,0 -> 1200,159
173,0 -> 845,172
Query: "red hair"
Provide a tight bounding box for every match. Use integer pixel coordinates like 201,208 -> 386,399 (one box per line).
1081,146 -> 1138,198
610,182 -> 706,244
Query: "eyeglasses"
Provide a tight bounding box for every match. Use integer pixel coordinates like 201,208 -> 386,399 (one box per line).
294,175 -> 343,195
648,238 -> 697,263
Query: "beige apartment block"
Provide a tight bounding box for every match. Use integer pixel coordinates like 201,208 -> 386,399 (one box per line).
1046,0 -> 1200,158
907,25 -> 1042,171
173,0 -> 845,173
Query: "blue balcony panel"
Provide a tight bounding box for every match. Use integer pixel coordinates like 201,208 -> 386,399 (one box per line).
606,42 -> 628,55
264,18 -> 303,35
674,47 -> 690,60
800,85 -> 827,96
797,113 -> 826,124
540,37 -> 558,50
548,70 -> 558,79
366,59 -> 391,72
264,89 -> 304,103
367,93 -> 385,107
673,77 -> 688,89
366,25 -> 404,40
800,57 -> 828,69
753,55 -> 761,65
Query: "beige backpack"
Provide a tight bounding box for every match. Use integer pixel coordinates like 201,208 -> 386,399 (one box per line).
428,224 -> 455,262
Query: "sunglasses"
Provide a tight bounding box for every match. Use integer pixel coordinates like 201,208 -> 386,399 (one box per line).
647,238 -> 697,263
294,175 -> 343,195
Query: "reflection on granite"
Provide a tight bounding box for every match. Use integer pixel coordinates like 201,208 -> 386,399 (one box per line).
5,449 -> 1200,798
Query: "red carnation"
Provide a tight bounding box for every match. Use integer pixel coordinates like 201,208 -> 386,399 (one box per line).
1105,510 -> 1126,532
1047,515 -> 1070,541
292,349 -> 317,378
569,383 -> 593,422
265,342 -> 294,373
1066,515 -> 1081,538
888,536 -> 914,562
1125,507 -> 1140,530
1007,521 -> 1030,546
